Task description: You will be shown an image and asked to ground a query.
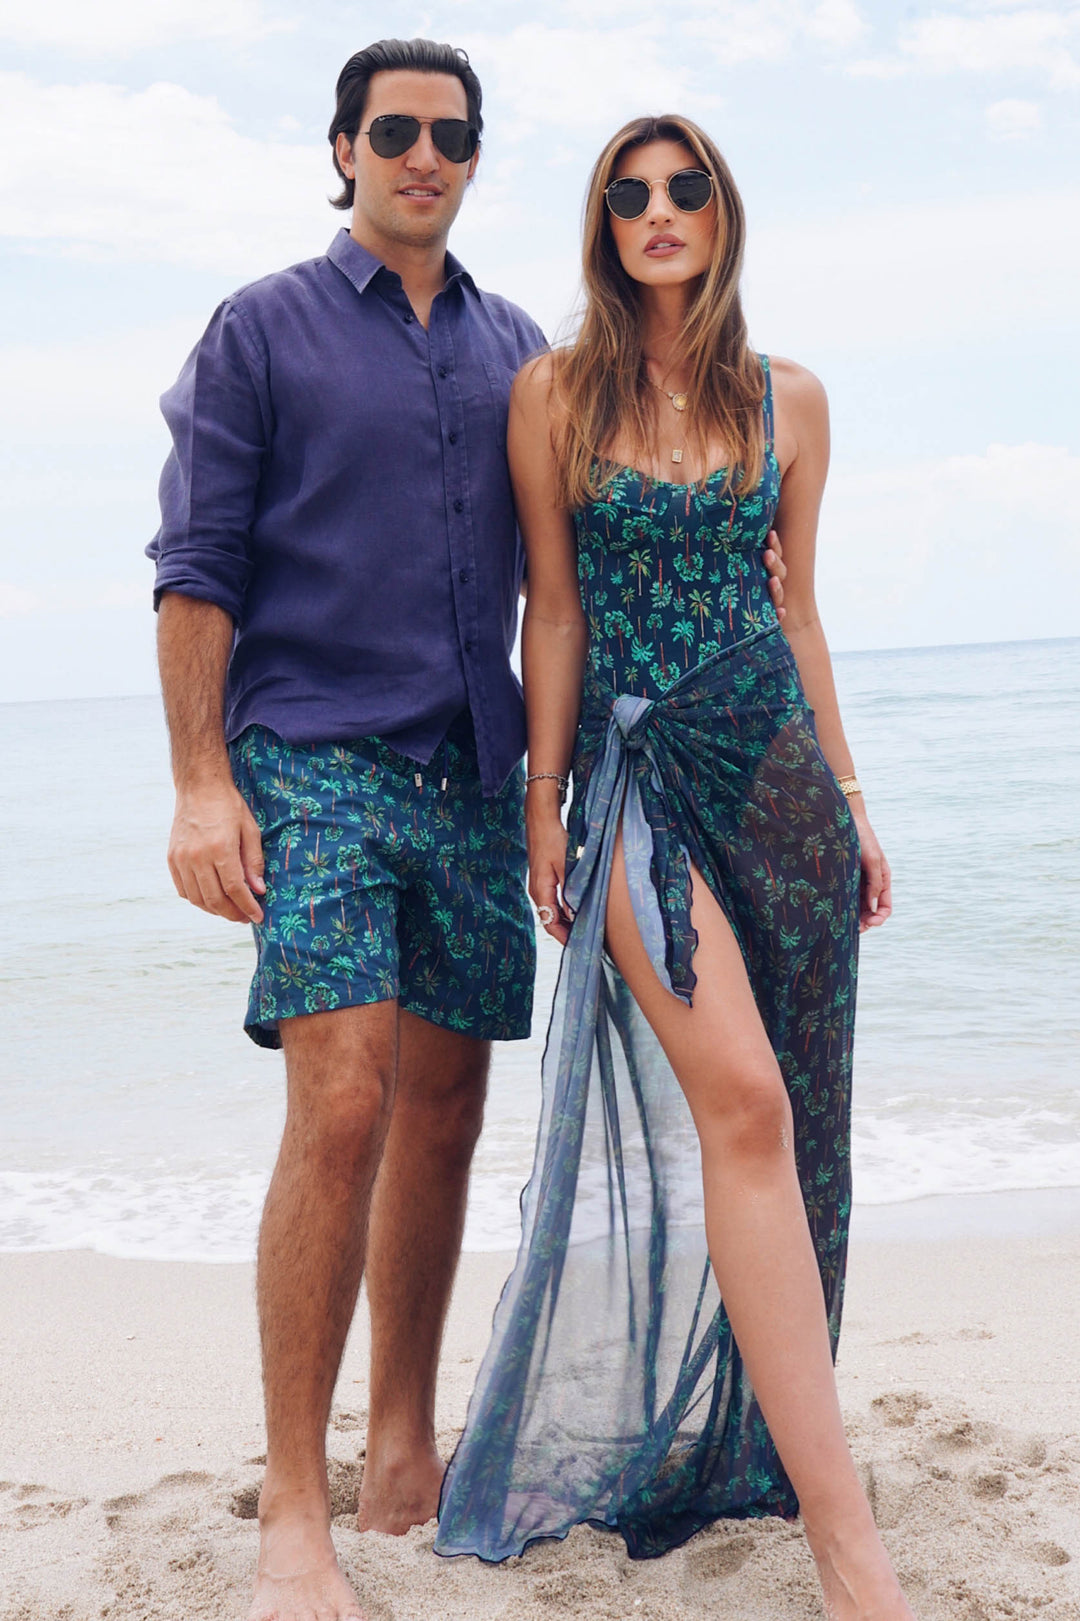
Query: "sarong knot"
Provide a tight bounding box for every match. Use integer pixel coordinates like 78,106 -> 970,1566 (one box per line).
613,694 -> 653,751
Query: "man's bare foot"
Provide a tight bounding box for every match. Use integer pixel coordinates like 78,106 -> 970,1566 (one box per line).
356,1442 -> 445,1535
803,1516 -> 916,1620
249,1495 -> 365,1621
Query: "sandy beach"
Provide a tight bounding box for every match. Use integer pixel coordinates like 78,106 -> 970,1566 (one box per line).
2,1197 -> 1079,1621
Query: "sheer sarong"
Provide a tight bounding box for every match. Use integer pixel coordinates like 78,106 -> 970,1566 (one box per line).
435,626 -> 860,1562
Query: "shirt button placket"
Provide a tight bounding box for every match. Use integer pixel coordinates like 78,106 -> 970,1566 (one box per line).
435,326 -> 474,668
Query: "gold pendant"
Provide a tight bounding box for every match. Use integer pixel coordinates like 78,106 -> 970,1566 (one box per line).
671,392 -> 688,412
671,447 -> 683,464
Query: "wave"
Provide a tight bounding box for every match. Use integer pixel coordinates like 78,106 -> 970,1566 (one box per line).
4,1094 -> 1078,1262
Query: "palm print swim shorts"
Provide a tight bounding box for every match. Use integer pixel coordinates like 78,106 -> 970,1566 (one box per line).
229,713 -> 535,1048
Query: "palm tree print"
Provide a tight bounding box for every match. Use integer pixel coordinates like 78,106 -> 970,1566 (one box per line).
627,549 -> 651,591
227,721 -> 535,1052
688,588 -> 713,631
574,383 -> 781,696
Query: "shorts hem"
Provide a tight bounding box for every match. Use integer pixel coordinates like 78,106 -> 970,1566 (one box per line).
398,995 -> 533,1044
244,984 -> 399,1049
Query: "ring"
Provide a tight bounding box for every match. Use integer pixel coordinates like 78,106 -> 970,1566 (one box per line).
537,904 -> 556,926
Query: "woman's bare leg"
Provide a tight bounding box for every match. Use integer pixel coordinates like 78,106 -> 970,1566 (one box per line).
605,831 -> 913,1621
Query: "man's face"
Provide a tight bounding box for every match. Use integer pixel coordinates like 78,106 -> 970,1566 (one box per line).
336,69 -> 479,251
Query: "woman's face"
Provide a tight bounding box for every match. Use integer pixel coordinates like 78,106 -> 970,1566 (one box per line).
606,138 -> 718,291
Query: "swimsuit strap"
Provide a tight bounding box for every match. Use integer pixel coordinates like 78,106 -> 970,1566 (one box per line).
760,352 -> 775,449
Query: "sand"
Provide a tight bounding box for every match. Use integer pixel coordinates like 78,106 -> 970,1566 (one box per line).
2,1198 -> 1079,1620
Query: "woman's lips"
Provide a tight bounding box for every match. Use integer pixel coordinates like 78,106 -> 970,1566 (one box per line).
644,236 -> 685,257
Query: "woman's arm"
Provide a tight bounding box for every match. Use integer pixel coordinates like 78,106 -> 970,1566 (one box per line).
770,356 -> 891,932
510,355 -> 589,944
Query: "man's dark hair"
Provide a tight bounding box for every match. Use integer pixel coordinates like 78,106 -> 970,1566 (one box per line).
328,38 -> 484,211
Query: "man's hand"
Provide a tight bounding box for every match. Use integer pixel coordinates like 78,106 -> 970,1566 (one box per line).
764,529 -> 787,619
168,781 -> 266,924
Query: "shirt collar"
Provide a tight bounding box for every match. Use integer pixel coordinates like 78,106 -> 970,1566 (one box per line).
326,227 -> 480,302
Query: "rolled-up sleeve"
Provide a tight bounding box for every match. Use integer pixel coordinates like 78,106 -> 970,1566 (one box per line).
147,298 -> 270,619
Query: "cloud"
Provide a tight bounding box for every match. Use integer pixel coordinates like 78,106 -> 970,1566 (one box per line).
806,0 -> 867,49
819,442 -> 1080,649
850,4 -> 1080,89
0,72 -> 332,275
743,187 -> 1080,352
0,321 -> 205,437
543,0 -> 867,53
985,96 -> 1045,137
900,7 -> 1080,88
0,0 -> 289,54
460,24 -> 691,139
463,3 -> 870,137
0,583 -> 41,617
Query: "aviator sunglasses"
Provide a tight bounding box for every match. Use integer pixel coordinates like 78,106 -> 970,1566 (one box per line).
604,167 -> 714,221
361,113 -> 480,165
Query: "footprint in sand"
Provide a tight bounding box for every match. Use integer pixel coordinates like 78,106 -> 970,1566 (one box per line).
1,1482 -> 90,1527
94,1470 -> 247,1620
1027,1541 -> 1072,1567
871,1390 -> 932,1427
856,1402 -> 1080,1618
683,1533 -> 753,1581
969,1469 -> 1009,1500
103,1470 -> 216,1530
931,1416 -> 997,1452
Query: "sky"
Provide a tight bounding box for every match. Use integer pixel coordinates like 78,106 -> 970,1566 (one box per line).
0,0 -> 1078,702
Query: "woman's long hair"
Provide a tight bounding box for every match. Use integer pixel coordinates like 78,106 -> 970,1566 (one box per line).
552,114 -> 765,508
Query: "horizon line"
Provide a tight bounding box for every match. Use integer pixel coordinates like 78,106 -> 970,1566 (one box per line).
0,631 -> 1077,710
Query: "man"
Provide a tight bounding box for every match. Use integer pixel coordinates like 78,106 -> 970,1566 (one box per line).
149,37 -> 787,1621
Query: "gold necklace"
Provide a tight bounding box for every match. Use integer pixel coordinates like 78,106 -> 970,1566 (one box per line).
646,375 -> 689,464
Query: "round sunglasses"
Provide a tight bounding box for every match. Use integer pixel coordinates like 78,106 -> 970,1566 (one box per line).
361,114 -> 479,165
604,168 -> 714,221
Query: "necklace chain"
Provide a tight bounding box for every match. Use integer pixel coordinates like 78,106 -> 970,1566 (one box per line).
645,373 -> 688,463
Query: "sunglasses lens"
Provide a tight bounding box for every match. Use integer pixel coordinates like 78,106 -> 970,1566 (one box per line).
366,116 -> 477,163
606,178 -> 651,220
367,115 -> 420,158
668,169 -> 713,212
432,119 -> 479,163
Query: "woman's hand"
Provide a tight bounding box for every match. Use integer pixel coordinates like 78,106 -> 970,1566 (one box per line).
849,801 -> 892,933
527,800 -> 573,946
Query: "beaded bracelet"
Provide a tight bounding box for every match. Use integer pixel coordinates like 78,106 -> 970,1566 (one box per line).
526,771 -> 570,804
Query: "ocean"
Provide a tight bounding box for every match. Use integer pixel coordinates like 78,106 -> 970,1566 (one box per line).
2,636 -> 1078,1261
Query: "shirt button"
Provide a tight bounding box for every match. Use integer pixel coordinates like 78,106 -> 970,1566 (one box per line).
453,498 -> 464,513
448,431 -> 458,445
459,569 -> 469,583
464,639 -> 474,653
403,312 -> 414,323
437,365 -> 448,378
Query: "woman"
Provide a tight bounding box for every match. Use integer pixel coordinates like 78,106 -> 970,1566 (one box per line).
435,115 -> 907,1619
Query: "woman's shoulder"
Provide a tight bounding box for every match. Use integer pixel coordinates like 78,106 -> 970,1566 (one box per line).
763,354 -> 828,422
511,348 -> 570,431
512,348 -> 559,392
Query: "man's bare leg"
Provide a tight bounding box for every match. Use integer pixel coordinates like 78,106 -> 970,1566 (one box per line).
358,1012 -> 490,1534
249,1000 -> 398,1621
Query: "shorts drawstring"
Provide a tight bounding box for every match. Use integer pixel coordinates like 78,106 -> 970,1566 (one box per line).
413,739 -> 451,793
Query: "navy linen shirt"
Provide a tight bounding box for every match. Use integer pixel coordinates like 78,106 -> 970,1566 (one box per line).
148,229 -> 546,796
